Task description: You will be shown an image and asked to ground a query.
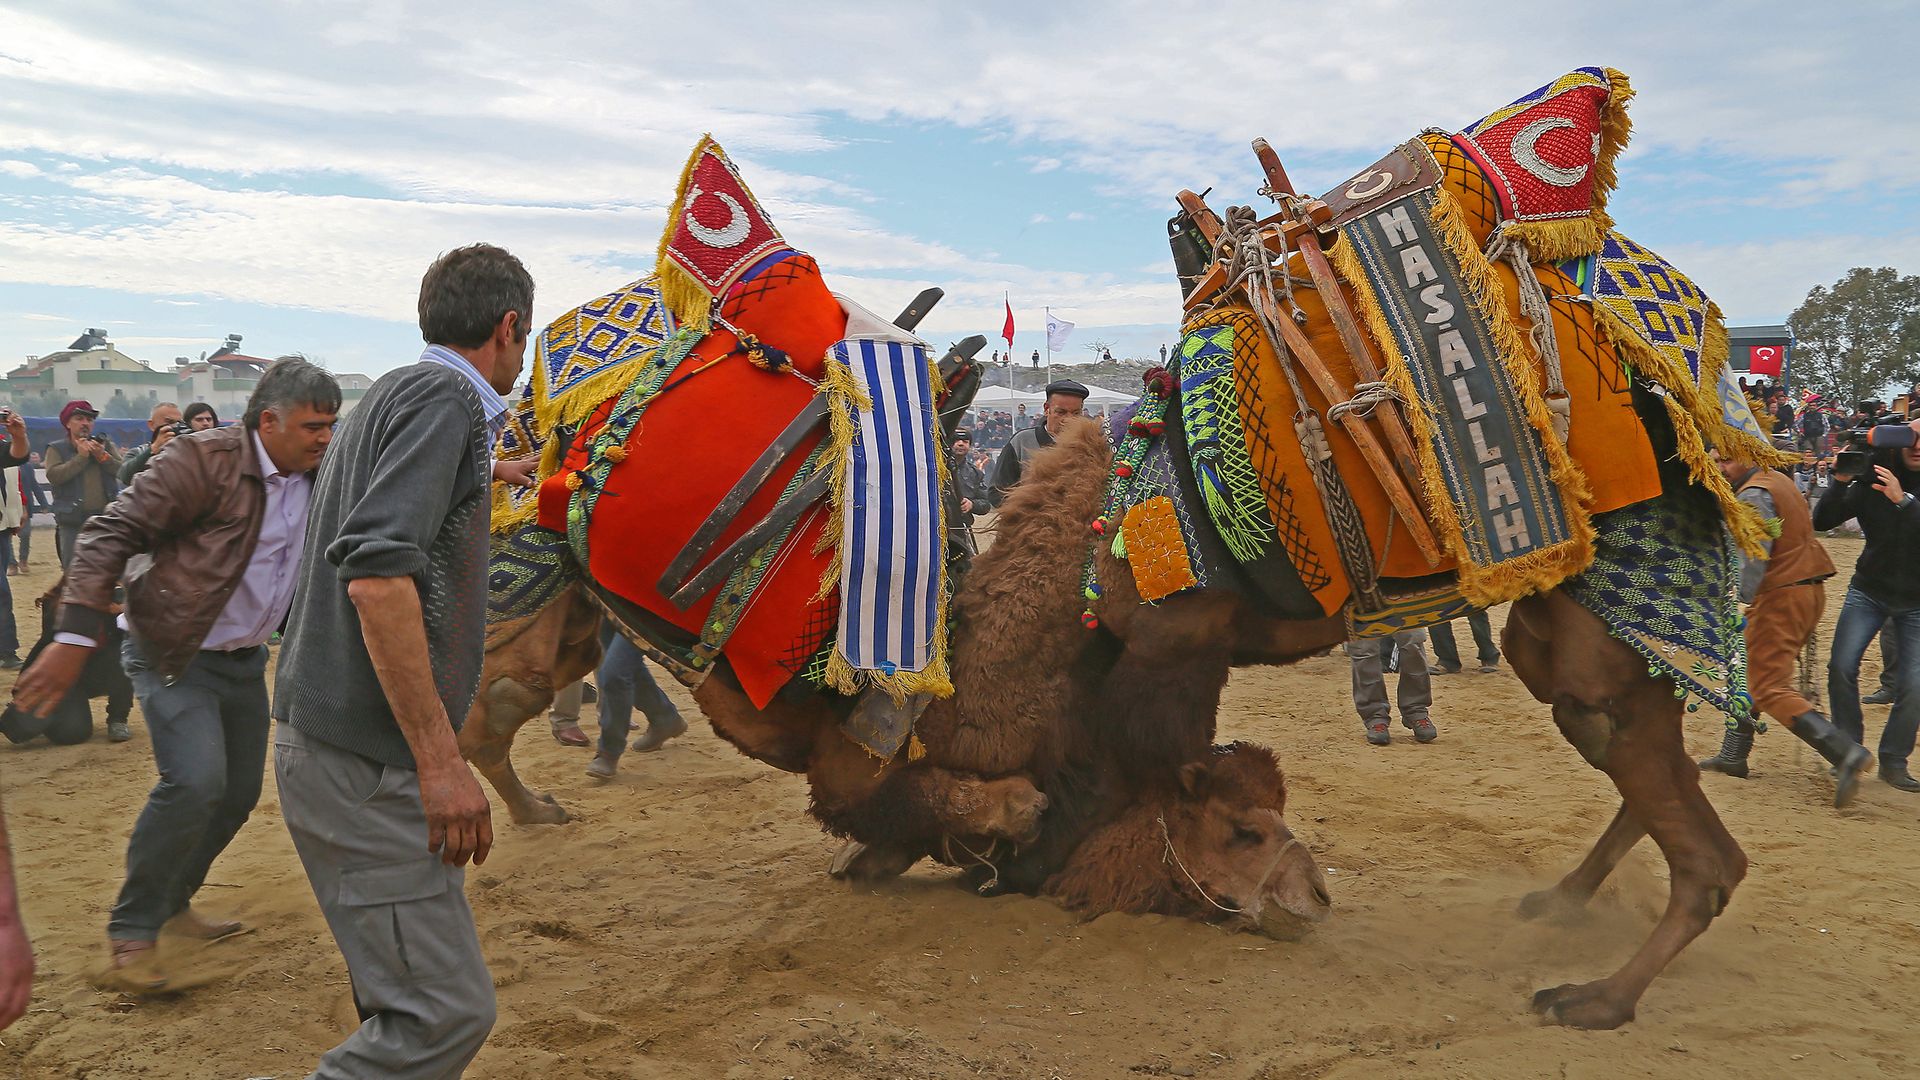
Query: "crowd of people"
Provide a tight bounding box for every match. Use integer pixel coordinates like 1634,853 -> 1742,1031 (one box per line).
0,250 -> 1913,1076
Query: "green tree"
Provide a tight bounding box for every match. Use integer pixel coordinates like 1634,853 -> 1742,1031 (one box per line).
1787,267 -> 1920,408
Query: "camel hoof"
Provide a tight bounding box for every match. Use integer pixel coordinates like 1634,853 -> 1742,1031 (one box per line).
828,840 -> 920,883
1516,887 -> 1586,924
1531,981 -> 1635,1029
510,793 -> 571,826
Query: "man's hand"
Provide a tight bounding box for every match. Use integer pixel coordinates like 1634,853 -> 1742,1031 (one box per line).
418,760 -> 493,867
960,497 -> 974,514
491,457 -> 538,489
151,428 -> 176,453
1873,464 -> 1906,504
3,413 -> 25,460
86,439 -> 109,463
10,643 -> 93,718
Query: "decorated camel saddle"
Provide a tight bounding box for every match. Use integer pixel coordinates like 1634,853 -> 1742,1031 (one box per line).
490,137 -> 979,757
1101,67 -> 1786,721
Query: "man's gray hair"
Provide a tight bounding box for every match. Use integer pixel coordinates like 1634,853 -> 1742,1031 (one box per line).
244,355 -> 342,430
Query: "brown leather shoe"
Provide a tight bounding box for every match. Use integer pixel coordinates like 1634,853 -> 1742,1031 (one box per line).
550,720 -> 589,747
94,939 -> 168,992
164,905 -> 245,941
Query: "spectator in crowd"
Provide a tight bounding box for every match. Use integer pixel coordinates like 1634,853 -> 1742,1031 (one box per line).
11,359 -> 341,989
1430,610 -> 1499,674
41,400 -> 122,567
1768,389 -> 1794,438
0,412 -> 29,667
14,451 -> 49,573
1350,629 -> 1436,745
586,621 -> 685,779
0,787 -> 30,1030
1699,448 -> 1871,805
273,243 -> 530,1074
117,402 -> 185,486
991,380 -> 1088,505
949,428 -> 988,555
184,402 -> 219,432
1030,349 -> 1040,368
1815,423 -> 1920,792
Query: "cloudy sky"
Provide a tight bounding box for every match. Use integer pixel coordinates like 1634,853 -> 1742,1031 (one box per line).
1,1 -> 1912,378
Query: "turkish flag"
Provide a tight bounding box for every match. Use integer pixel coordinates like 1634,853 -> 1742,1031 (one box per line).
1002,297 -> 1015,348
1749,344 -> 1784,377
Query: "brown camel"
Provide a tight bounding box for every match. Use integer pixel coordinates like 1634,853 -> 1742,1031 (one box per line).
1026,417 -> 1741,1030
461,417 -> 1334,938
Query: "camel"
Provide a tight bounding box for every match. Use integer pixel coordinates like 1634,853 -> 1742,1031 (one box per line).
463,417 -> 1334,939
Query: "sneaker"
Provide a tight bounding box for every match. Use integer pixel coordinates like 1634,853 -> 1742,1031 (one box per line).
0,653 -> 20,670
1477,662 -> 1500,674
585,751 -> 618,779
1404,716 -> 1439,743
1862,688 -> 1896,706
1432,664 -> 1462,676
106,720 -> 132,743
1365,722 -> 1392,746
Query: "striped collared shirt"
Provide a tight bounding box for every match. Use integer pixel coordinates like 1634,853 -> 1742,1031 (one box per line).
418,344 -> 511,438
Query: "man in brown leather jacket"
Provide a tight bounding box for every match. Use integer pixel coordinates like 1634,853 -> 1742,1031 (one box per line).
10,358 -> 339,990
1699,449 -> 1874,807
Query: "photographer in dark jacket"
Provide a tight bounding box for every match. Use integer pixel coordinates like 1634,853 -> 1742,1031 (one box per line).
40,400 -> 121,567
1815,422 -> 1920,792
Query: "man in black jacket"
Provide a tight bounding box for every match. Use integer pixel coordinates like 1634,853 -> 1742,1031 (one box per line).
1816,425 -> 1920,792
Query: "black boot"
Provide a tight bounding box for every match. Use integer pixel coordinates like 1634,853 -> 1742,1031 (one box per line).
1790,711 -> 1874,808
1881,762 -> 1920,793
1698,722 -> 1754,779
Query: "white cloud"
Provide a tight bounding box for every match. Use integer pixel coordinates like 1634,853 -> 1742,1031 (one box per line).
18,312 -> 68,322
0,0 -> 1910,362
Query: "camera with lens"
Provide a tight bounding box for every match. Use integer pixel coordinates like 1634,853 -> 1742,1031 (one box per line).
163,420 -> 193,439
1833,423 -> 1918,480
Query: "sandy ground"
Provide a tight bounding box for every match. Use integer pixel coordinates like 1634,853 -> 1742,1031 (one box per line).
3,536 -> 1918,1079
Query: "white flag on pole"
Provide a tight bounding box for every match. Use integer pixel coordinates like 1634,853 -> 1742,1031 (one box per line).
1045,312 -> 1075,351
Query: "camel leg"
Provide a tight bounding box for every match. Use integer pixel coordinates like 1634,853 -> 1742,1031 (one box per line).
808,726 -> 1048,879
1516,804 -> 1645,921
1094,592 -> 1236,783
1519,594 -> 1747,1029
462,677 -> 571,825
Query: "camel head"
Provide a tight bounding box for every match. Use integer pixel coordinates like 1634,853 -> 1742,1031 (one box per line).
1160,742 -> 1332,940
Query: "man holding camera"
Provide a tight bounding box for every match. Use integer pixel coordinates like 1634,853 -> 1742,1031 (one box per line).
1699,449 -> 1872,805
117,402 -> 186,486
40,401 -> 122,568
11,359 -> 342,988
1816,420 -> 1920,793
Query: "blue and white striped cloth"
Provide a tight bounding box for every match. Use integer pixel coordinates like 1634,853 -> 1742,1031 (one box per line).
835,336 -> 942,677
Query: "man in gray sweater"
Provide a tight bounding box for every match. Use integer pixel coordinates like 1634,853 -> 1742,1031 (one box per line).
274,243 -> 531,1078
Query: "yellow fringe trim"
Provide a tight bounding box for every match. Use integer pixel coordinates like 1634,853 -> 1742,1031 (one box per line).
1589,303 -> 1778,559
654,135 -> 718,330
1490,67 -> 1635,263
817,352 -> 954,704
1330,190 -> 1594,607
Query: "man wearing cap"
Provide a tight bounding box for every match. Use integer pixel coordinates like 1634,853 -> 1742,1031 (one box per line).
949,428 -> 988,556
41,401 -> 122,567
989,379 -> 1087,506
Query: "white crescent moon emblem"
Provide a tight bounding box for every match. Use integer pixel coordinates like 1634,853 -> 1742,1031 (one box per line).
683,185 -> 752,249
1343,168 -> 1395,202
1511,118 -> 1590,187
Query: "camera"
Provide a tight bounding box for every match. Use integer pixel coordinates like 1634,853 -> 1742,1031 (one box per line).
1833,423 -> 1918,480
164,420 -> 193,438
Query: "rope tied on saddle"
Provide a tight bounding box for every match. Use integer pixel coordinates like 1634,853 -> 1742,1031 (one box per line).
1214,203 -> 1384,609
1326,381 -> 1406,423
1486,227 -> 1572,444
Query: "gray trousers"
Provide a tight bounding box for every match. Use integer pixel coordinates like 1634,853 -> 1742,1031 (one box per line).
275,724 -> 495,1079
1349,629 -> 1432,723
112,641 -> 270,941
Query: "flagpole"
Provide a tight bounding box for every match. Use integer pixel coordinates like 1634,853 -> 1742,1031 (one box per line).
1044,305 -> 1052,386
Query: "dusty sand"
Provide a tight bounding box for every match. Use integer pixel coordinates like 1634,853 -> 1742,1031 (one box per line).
3,537 -> 1918,1079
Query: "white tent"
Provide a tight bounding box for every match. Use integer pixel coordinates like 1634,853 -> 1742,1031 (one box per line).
1080,384 -> 1138,405
969,385 -> 1042,407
